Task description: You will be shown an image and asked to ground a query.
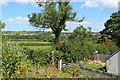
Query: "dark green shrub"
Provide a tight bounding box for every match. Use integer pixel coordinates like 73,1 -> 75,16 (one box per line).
32,49 -> 52,65
19,43 -> 53,46
62,63 -> 79,77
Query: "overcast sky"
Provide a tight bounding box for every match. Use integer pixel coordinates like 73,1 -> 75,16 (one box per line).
0,0 -> 119,32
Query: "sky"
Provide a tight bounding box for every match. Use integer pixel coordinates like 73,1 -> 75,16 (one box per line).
0,0 -> 119,32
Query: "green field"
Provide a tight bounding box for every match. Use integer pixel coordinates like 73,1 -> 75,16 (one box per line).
83,62 -> 106,70
12,41 -> 53,44
10,39 -> 41,41
11,40 -> 53,50
24,46 -> 52,50
11,41 -> 53,46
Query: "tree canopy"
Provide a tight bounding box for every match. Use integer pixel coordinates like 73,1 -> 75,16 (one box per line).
100,11 -> 120,47
69,26 -> 92,41
28,0 -> 84,43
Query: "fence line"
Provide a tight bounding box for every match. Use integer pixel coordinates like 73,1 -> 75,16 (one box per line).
78,66 -> 119,78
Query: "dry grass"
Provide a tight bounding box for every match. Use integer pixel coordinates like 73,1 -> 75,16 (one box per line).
30,64 -> 73,78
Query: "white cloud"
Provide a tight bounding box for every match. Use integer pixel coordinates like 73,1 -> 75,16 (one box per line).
5,16 -> 29,24
16,16 -> 28,21
66,21 -> 91,25
2,0 -> 118,11
80,0 -> 119,10
15,16 -> 29,24
92,26 -> 105,32
24,17 -> 29,21
16,16 -> 23,20
80,1 -> 99,8
0,1 -> 7,5
0,0 -> 40,8
5,18 -> 15,22
66,21 -> 104,32
0,0 -> 34,5
14,0 -> 34,4
16,21 -> 22,24
80,21 -> 91,25
101,0 -> 119,10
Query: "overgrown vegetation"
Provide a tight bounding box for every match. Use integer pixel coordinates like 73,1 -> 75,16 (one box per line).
2,25 -> 118,78
1,3 -> 120,78
56,26 -> 118,63
2,41 -> 31,78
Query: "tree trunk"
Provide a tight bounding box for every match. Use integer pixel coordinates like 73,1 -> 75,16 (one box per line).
54,31 -> 61,44
54,28 -> 61,44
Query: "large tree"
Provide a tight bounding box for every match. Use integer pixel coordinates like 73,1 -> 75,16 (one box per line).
69,26 -> 92,41
28,0 -> 84,43
100,11 -> 120,47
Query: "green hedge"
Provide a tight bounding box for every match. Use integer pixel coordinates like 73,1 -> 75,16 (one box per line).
18,43 -> 53,46
24,47 -> 64,65
10,39 -> 41,41
2,34 -> 54,42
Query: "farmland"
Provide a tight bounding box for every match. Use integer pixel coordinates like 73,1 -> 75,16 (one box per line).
11,41 -> 52,43
1,1 -> 119,78
2,31 -> 75,78
2,27 -> 118,78
24,46 -> 52,50
12,41 -> 53,50
12,41 -> 53,48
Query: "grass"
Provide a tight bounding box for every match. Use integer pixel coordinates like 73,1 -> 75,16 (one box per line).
28,65 -> 72,78
83,62 -> 106,70
12,41 -> 53,46
0,73 -> 2,80
10,39 -> 42,41
12,41 -> 53,44
24,46 -> 52,50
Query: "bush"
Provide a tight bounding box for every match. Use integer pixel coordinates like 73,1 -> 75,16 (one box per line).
57,39 -> 97,63
62,63 -> 78,77
57,26 -> 118,63
19,43 -> 53,46
25,47 -> 65,66
32,49 -> 52,65
2,41 -> 31,78
25,48 -> 52,65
